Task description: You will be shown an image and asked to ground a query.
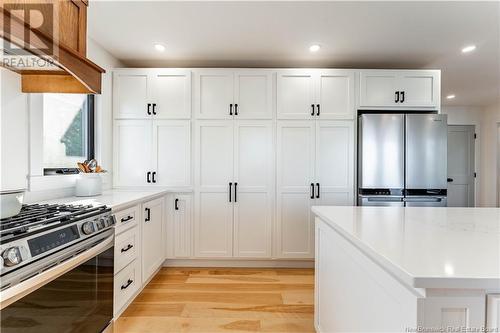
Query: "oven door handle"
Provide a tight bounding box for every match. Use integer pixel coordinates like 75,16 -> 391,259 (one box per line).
0,234 -> 114,310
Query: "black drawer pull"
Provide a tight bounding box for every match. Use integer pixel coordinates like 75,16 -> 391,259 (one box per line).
316,183 -> 320,199
311,104 -> 315,116
310,183 -> 314,199
121,279 -> 133,290
152,103 -> 157,115
121,215 -> 133,223
147,171 -> 151,183
145,208 -> 151,222
121,244 -> 134,253
229,104 -> 233,116
316,104 -> 320,116
152,171 -> 157,183
395,91 -> 400,103
147,103 -> 152,115
400,91 -> 405,103
234,103 -> 238,116
174,198 -> 179,210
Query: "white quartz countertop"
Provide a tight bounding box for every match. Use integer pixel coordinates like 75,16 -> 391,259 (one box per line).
312,206 -> 500,290
38,189 -> 171,211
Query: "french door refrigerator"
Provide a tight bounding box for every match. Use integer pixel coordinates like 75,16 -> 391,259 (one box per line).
358,113 -> 448,207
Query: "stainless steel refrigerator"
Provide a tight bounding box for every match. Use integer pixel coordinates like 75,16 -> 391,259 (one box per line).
358,113 -> 448,207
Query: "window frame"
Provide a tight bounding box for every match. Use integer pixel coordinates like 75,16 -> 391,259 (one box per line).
43,94 -> 95,175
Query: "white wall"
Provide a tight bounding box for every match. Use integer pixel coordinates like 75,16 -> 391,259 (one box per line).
479,102 -> 500,207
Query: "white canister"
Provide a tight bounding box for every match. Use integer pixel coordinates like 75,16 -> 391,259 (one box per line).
75,173 -> 103,197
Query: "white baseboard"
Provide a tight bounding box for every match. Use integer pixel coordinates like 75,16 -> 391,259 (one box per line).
163,259 -> 314,268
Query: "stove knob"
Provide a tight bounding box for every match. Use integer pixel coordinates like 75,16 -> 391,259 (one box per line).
2,247 -> 22,267
81,221 -> 95,235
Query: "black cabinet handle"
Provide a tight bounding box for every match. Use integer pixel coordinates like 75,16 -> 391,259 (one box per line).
447,178 -> 454,183
146,171 -> 151,183
310,183 -> 314,199
316,183 -> 320,199
152,172 -> 157,183
229,182 -> 232,202
234,182 -> 238,202
316,104 -> 320,116
147,103 -> 152,115
229,104 -> 233,116
175,198 -> 179,210
120,215 -> 133,223
395,92 -> 400,103
400,91 -> 405,103
121,279 -> 133,290
121,244 -> 134,253
152,103 -> 157,115
145,208 -> 151,222
311,104 -> 315,116
234,103 -> 238,116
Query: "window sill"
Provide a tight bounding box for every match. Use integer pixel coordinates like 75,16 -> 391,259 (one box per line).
28,173 -> 111,192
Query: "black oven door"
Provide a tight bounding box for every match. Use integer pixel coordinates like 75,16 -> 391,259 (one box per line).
0,232 -> 114,333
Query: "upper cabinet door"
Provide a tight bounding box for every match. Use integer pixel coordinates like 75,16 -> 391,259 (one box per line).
113,70 -> 151,119
113,120 -> 152,187
315,121 -> 354,206
152,70 -> 192,119
152,120 -> 191,187
399,71 -> 440,108
359,71 -> 399,108
194,70 -> 234,119
316,70 -> 355,120
233,71 -> 274,119
277,70 -> 315,119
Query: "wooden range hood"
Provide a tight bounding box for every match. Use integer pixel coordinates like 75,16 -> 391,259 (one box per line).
0,0 -> 104,94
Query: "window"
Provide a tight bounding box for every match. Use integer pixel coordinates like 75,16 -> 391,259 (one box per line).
42,94 -> 94,174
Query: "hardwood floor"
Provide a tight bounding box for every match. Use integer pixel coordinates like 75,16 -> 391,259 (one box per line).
113,267 -> 315,333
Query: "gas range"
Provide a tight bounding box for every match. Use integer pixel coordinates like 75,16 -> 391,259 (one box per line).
0,203 -> 115,289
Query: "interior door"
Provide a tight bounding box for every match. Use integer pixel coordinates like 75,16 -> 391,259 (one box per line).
399,71 -> 439,108
233,121 -> 273,258
152,120 -> 191,187
142,197 -> 164,282
152,70 -> 191,119
359,71 -> 399,107
194,121 -> 234,257
194,70 -> 234,119
315,121 -> 354,206
234,71 -> 273,119
277,70 -> 315,119
276,121 -> 315,258
316,70 -> 355,119
113,120 -> 151,187
113,70 -> 151,119
447,125 -> 475,207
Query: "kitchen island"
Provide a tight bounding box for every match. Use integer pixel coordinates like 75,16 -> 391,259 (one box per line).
312,206 -> 500,333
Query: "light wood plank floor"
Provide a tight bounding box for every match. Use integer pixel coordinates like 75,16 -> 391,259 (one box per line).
113,267 -> 315,333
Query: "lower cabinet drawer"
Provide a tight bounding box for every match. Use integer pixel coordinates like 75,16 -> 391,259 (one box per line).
114,205 -> 139,234
114,259 -> 141,315
114,226 -> 138,274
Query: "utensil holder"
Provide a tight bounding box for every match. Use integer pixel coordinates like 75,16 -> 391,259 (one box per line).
75,173 -> 103,197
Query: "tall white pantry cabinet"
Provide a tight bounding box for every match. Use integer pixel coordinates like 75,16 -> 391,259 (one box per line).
113,68 -> 439,261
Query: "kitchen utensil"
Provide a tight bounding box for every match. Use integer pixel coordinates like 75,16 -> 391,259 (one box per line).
0,189 -> 25,218
87,159 -> 98,173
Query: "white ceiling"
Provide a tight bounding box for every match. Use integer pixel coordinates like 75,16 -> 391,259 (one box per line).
88,1 -> 500,107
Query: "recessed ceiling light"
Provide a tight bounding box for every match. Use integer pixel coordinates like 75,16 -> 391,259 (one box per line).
309,44 -> 321,53
461,45 -> 476,53
446,94 -> 456,99
154,43 -> 166,52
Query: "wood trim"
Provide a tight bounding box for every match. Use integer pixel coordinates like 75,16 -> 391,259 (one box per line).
22,74 -> 94,93
0,4 -> 104,93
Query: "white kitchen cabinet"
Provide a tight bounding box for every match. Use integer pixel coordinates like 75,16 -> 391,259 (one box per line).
233,121 -> 274,258
276,121 -> 316,258
114,69 -> 191,119
194,121 -> 234,257
113,120 -> 152,187
152,120 -> 191,187
142,197 -> 165,282
359,70 -> 440,109
487,295 -> 500,330
194,120 -> 274,258
277,70 -> 355,120
194,70 -> 274,119
170,194 -> 193,258
113,119 -> 191,187
276,120 -> 354,258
